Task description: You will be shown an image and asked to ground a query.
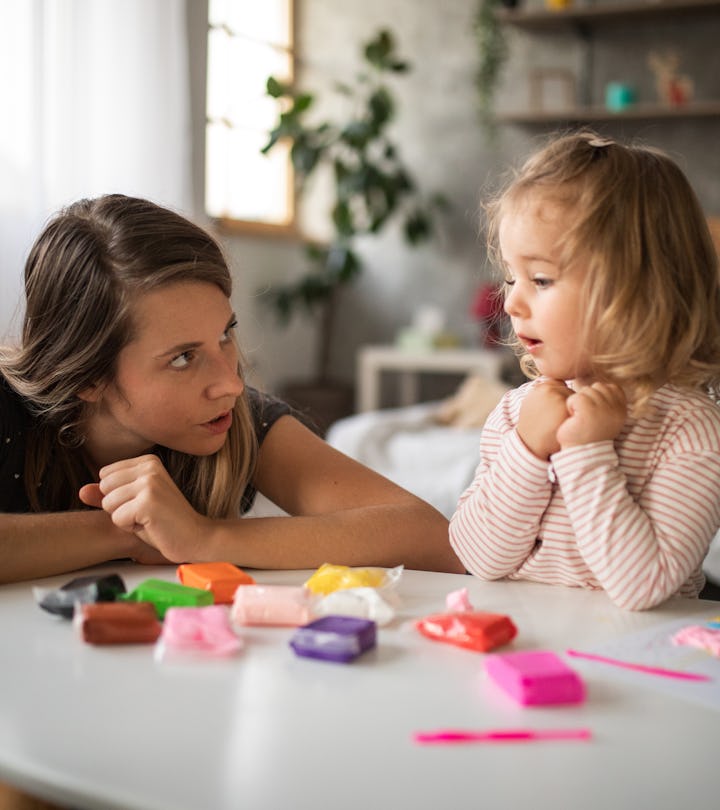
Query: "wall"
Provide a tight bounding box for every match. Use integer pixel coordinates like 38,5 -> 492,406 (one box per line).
189,0 -> 720,396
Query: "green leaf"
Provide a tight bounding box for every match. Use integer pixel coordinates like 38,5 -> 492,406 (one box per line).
332,201 -> 355,236
340,120 -> 373,149
293,93 -> 314,114
364,30 -> 397,71
266,76 -> 289,98
368,88 -> 394,130
291,138 -> 322,175
259,26 -> 444,356
404,210 -> 432,245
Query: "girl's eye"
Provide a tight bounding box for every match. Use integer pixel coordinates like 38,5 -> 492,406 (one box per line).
169,351 -> 194,369
533,277 -> 554,288
503,277 -> 515,287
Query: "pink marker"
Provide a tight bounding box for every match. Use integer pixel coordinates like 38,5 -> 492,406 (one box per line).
413,728 -> 592,745
565,649 -> 711,682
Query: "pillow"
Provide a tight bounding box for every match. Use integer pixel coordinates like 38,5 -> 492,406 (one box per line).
434,374 -> 510,429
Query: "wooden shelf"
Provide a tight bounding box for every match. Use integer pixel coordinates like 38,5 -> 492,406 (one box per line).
498,100 -> 720,124
498,0 -> 720,30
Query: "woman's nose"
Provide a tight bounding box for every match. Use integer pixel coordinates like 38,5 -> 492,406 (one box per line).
206,353 -> 245,400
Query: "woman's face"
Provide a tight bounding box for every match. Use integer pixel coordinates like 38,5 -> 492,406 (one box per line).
83,281 -> 244,466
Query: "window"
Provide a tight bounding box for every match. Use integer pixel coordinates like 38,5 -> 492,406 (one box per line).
205,0 -> 294,232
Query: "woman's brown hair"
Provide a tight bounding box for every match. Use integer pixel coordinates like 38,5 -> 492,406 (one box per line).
0,194 -> 256,515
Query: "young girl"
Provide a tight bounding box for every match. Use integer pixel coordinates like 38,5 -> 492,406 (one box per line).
449,131 -> 720,610
0,194 -> 462,583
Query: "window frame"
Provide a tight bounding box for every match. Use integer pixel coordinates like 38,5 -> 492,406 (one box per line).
204,0 -> 298,238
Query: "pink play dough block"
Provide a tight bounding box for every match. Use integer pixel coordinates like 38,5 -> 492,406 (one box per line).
485,650 -> 586,706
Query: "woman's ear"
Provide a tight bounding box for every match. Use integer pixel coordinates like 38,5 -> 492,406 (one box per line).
77,384 -> 104,403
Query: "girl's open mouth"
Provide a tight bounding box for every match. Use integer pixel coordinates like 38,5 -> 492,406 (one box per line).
519,335 -> 541,351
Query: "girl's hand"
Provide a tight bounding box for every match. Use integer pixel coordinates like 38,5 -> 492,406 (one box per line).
556,382 -> 627,449
78,455 -> 209,563
517,379 -> 573,460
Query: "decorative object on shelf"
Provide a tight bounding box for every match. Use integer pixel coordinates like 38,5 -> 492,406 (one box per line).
261,30 -> 446,433
395,305 -> 460,351
474,0 -> 512,135
605,81 -> 637,112
648,50 -> 694,106
529,68 -> 576,112
494,1 -> 720,124
544,0 -> 574,9
470,282 -> 508,348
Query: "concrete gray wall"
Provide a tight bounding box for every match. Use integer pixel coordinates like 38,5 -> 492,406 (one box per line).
190,0 -> 720,397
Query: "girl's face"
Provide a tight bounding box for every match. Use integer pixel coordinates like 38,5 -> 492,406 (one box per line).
499,195 -> 591,383
82,281 -> 244,466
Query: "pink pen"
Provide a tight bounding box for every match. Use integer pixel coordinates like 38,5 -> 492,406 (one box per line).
413,728 -> 592,745
565,649 -> 712,682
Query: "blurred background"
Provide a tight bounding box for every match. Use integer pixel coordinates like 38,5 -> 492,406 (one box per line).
1,0 -> 719,424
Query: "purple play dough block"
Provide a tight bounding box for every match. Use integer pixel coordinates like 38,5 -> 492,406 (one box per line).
289,615 -> 377,663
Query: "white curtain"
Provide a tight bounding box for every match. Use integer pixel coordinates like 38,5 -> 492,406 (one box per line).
0,0 -> 192,340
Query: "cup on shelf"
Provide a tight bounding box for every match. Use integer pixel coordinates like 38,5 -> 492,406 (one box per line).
605,82 -> 636,112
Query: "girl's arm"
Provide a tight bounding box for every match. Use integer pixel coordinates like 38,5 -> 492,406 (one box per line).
554,438 -> 720,610
0,510 -> 168,584
82,415 -> 465,574
449,393 -> 555,579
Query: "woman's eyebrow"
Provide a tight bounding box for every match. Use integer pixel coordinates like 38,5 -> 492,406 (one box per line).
155,315 -> 237,359
155,340 -> 202,359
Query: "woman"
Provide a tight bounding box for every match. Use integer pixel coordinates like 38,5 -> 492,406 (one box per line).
0,194 -> 462,583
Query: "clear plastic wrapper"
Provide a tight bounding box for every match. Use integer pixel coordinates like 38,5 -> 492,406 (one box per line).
289,616 -> 377,663
156,605 -> 242,660
34,573 -> 127,619
303,563 -> 403,596
121,578 -> 213,619
231,584 -> 316,626
314,587 -> 397,625
74,602 -> 161,645
176,562 -> 255,604
416,611 -> 517,653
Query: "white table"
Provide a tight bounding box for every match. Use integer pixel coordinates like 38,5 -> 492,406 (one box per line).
1,564 -> 718,810
356,345 -> 507,412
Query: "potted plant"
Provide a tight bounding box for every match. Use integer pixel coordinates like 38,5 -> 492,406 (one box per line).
474,0 -> 514,134
261,29 -> 446,433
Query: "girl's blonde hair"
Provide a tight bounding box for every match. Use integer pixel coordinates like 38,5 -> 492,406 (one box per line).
0,194 -> 256,515
485,130 -> 720,409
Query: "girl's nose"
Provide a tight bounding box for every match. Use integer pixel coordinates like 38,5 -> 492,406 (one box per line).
503,284 -> 526,318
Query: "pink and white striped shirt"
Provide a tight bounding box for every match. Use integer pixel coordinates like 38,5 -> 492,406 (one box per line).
449,380 -> 720,610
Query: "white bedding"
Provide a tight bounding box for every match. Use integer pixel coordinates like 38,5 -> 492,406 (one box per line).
326,401 -> 483,519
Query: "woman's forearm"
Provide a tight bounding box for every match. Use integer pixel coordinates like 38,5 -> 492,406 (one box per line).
203,499 -> 464,574
0,511 -> 137,584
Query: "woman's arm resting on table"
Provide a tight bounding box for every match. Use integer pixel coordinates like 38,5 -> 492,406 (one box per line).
242,415 -> 464,572
0,510 -> 167,584
83,415 -> 464,574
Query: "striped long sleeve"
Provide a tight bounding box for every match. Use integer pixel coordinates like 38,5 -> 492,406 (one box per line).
449,381 -> 720,610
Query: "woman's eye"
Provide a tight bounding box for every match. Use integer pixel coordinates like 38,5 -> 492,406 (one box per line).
169,351 -> 194,369
221,320 -> 238,342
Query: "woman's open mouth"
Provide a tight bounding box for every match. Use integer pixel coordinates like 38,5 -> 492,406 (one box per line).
203,411 -> 232,435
